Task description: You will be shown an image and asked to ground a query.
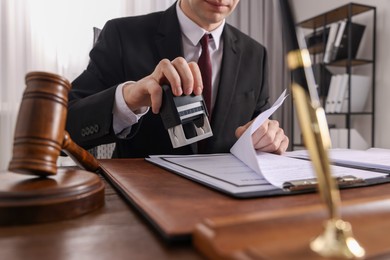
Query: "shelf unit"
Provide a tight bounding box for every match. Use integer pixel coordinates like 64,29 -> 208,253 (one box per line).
292,3 -> 376,150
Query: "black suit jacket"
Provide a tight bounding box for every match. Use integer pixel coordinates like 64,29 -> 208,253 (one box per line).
66,3 -> 270,158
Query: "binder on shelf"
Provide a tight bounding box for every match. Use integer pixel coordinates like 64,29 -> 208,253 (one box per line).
323,23 -> 340,63
339,74 -> 371,113
334,74 -> 349,113
325,75 -> 334,113
305,27 -> 329,53
325,74 -> 342,113
329,128 -> 339,148
330,22 -> 366,62
306,27 -> 330,47
328,128 -> 369,150
313,63 -> 332,97
325,74 -> 370,114
329,20 -> 347,61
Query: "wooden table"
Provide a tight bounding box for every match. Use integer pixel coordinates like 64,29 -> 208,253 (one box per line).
2,158 -> 390,260
0,174 -> 201,260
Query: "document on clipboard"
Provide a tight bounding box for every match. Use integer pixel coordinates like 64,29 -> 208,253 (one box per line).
286,148 -> 390,173
146,90 -> 388,198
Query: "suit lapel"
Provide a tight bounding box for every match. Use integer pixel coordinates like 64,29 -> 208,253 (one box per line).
155,4 -> 183,61
211,25 -> 242,136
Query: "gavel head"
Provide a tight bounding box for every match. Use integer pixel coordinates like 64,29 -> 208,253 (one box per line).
8,71 -> 71,176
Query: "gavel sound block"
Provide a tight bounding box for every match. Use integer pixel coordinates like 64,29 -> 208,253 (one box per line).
0,72 -> 104,225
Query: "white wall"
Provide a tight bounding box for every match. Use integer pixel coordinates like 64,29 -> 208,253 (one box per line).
293,0 -> 390,148
0,0 -> 176,170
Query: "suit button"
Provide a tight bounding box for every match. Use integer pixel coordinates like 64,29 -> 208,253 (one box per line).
93,124 -> 99,133
86,126 -> 92,135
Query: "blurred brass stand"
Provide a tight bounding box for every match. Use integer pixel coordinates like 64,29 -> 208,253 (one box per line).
0,72 -> 104,225
310,219 -> 365,259
292,83 -> 365,259
282,0 -> 365,256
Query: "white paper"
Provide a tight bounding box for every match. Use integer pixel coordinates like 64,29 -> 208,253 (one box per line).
149,154 -> 267,186
285,148 -> 390,172
254,151 -> 386,188
146,154 -> 278,196
230,89 -> 288,175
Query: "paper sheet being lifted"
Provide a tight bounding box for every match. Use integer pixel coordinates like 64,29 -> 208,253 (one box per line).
230,89 -> 288,175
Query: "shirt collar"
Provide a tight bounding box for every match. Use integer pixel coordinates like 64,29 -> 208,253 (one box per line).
176,0 -> 225,49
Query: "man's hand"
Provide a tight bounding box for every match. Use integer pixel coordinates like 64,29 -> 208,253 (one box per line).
235,119 -> 289,154
122,57 -> 203,114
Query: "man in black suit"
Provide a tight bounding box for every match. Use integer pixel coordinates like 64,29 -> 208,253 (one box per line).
66,0 -> 289,158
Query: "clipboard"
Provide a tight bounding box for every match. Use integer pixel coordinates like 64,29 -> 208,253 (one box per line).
142,88 -> 389,199
146,154 -> 390,198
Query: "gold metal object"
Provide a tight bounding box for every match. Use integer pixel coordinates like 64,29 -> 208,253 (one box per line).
287,49 -> 312,70
288,51 -> 365,259
311,219 -> 366,259
283,175 -> 363,191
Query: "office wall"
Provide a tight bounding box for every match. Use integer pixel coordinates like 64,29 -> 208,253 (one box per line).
293,0 -> 390,148
0,0 -> 176,171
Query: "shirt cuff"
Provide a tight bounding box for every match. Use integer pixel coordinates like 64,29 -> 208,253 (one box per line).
113,81 -> 149,138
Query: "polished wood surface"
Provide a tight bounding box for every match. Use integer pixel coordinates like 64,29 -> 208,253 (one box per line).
0,173 -> 201,260
0,168 -> 104,225
98,159 -> 390,242
194,196 -> 390,259
2,159 -> 390,259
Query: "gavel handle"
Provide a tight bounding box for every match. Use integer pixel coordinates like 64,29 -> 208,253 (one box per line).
62,131 -> 100,172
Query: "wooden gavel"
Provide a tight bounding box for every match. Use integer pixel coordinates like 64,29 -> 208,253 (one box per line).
8,71 -> 100,176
